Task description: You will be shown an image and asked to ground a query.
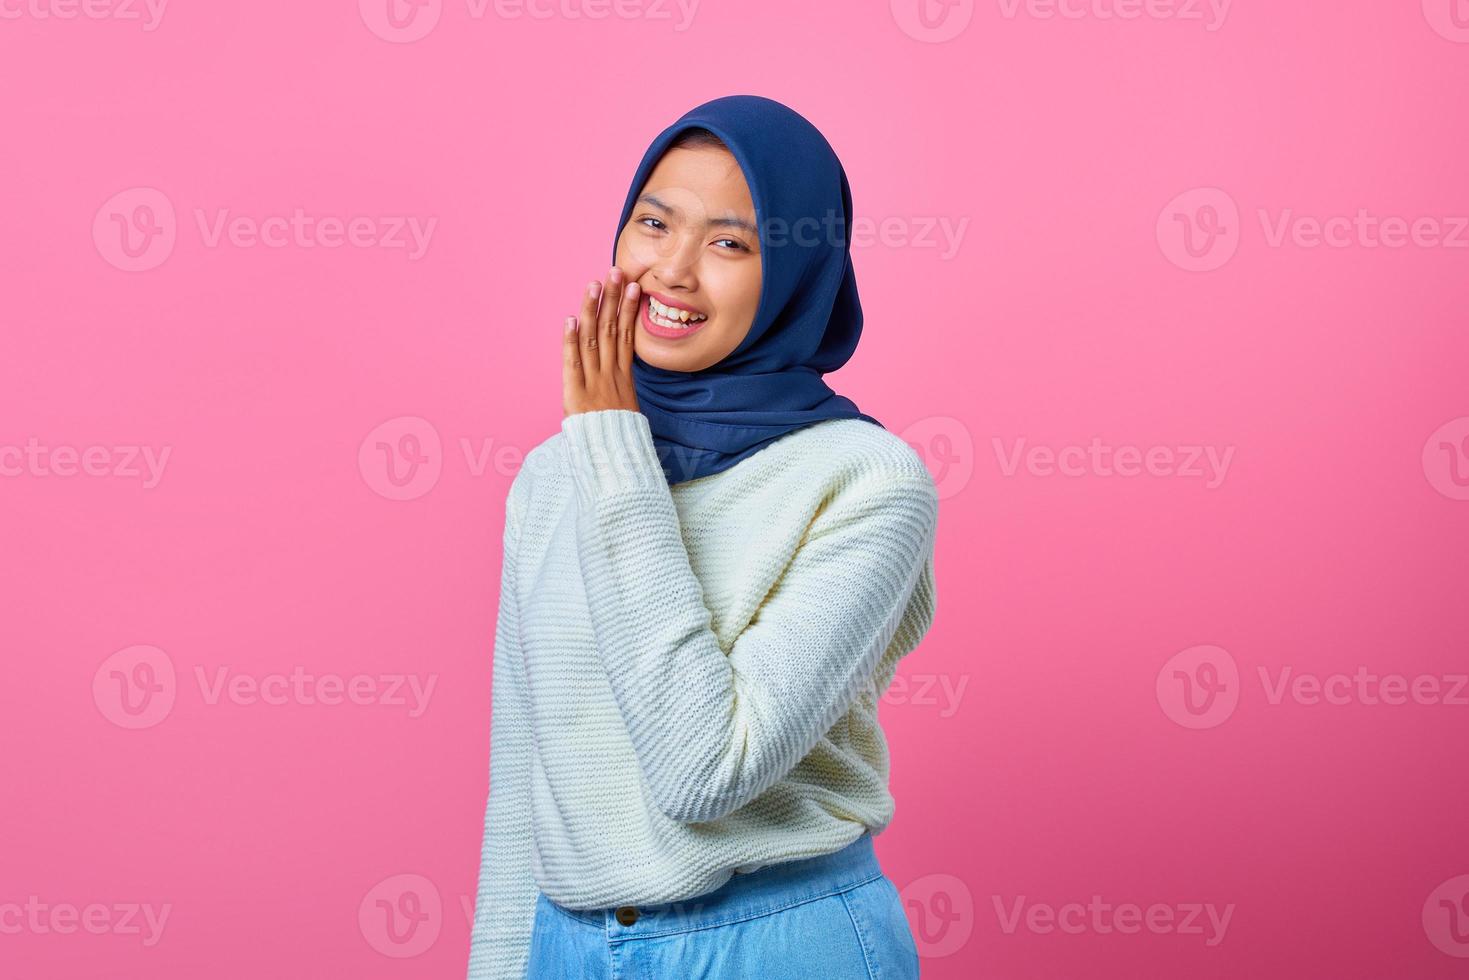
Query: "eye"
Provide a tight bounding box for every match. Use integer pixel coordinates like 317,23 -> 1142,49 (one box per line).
638,217 -> 667,232
713,237 -> 751,253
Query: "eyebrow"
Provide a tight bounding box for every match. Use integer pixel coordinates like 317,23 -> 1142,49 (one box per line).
638,193 -> 759,237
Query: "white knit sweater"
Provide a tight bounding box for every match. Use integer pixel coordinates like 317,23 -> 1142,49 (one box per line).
466,408 -> 939,980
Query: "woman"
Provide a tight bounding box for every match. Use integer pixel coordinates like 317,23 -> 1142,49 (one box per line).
467,94 -> 939,980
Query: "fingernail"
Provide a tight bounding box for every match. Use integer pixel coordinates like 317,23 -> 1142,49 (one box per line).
588,282 -> 600,297
565,316 -> 576,333
625,282 -> 640,298
610,268 -> 623,282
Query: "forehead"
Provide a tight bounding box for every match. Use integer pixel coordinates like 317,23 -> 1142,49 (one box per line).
641,146 -> 755,216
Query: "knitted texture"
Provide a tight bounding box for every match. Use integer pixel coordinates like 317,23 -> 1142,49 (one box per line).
466,409 -> 939,980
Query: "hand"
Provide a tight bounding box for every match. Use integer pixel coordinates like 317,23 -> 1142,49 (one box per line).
563,266 -> 641,418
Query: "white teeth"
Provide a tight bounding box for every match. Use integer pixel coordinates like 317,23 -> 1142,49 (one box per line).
650,297 -> 706,324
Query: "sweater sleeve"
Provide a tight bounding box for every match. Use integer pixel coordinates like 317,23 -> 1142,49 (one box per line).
560,408 -> 939,825
467,473 -> 538,980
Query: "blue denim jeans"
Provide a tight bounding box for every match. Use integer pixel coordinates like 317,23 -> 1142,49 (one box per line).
525,831 -> 920,979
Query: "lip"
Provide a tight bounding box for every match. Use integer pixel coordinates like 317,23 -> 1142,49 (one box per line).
644,290 -> 706,317
640,291 -> 710,340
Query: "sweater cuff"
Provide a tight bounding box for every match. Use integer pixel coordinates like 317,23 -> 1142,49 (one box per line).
560,409 -> 667,502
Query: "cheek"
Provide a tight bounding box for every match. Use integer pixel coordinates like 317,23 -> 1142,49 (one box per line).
711,287 -> 759,347
726,271 -> 761,327
616,256 -> 651,284
708,266 -> 761,313
613,230 -> 648,276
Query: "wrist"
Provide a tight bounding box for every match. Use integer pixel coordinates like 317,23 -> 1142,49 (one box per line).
560,409 -> 667,503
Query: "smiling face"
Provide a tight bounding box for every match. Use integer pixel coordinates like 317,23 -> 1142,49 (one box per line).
614,143 -> 763,373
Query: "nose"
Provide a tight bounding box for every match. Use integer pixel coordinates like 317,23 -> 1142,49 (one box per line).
648,229 -> 701,293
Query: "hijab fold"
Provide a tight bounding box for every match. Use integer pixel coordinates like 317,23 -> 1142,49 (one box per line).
614,94 -> 884,485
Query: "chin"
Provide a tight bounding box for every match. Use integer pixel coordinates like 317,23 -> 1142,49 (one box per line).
639,350 -> 703,372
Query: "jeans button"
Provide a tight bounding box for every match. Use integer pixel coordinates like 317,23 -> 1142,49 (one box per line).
615,905 -> 639,925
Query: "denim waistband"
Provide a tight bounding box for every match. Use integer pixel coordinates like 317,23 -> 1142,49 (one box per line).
544,831 -> 884,940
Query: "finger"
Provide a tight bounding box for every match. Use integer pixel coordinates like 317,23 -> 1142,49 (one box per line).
562,314 -> 582,411
578,279 -> 601,380
595,267 -> 622,376
617,279 -> 640,376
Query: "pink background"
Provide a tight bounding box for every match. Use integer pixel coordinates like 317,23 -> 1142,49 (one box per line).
3,1 -> 1467,977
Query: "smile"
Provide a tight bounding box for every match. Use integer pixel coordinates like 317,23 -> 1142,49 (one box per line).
641,292 -> 710,339
648,295 -> 707,326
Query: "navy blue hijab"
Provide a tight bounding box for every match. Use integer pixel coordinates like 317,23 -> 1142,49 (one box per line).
614,94 -> 884,485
